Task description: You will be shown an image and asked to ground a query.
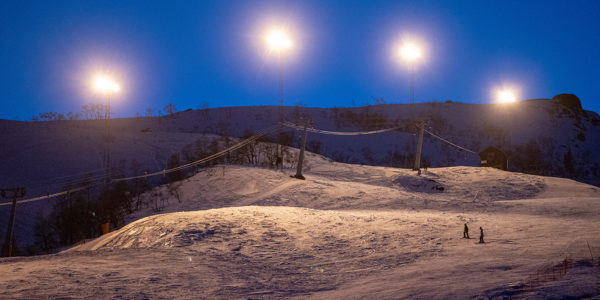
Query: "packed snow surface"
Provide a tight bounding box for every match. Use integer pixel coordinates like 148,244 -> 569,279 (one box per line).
2,157 -> 600,299
3,100 -> 600,252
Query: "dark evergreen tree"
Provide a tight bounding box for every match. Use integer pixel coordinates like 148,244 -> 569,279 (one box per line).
165,153 -> 185,183
563,148 -> 575,178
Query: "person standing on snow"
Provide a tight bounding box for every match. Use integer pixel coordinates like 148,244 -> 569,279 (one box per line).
479,227 -> 485,243
463,223 -> 470,239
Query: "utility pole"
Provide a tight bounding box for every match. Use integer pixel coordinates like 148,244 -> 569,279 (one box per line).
105,95 -> 112,186
93,75 -> 119,185
413,121 -> 425,173
266,29 -> 291,171
278,51 -> 284,108
277,51 -> 285,171
293,118 -> 309,180
1,187 -> 25,257
410,64 -> 415,104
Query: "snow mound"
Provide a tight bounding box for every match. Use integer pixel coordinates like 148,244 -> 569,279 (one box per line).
421,167 -> 547,200
71,206 -> 448,260
393,175 -> 445,192
118,163 -> 600,226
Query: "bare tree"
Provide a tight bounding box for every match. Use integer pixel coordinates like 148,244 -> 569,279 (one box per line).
81,105 -> 91,119
145,107 -> 155,117
67,112 -> 81,120
241,130 -> 258,165
164,103 -> 177,117
373,97 -> 387,105
200,102 -> 210,117
81,104 -> 108,120
168,183 -> 182,203
38,112 -> 58,121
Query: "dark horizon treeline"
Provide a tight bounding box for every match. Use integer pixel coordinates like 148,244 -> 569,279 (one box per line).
30,102 -> 182,122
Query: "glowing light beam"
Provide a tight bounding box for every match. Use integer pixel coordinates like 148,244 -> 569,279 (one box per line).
267,29 -> 292,51
93,76 -> 120,93
497,90 -> 516,103
400,43 -> 422,62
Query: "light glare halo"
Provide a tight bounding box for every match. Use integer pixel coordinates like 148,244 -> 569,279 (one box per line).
401,43 -> 421,61
93,76 -> 120,93
497,90 -> 516,103
267,30 -> 292,51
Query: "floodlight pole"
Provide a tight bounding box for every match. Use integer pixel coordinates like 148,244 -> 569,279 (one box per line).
105,94 -> 112,185
107,93 -> 111,120
278,51 -> 284,108
277,51 -> 285,170
410,64 -> 415,104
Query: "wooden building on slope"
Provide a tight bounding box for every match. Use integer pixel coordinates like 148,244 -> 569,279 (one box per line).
479,146 -> 507,170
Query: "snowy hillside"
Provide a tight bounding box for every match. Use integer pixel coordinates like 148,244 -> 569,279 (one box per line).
2,97 -> 599,192
1,159 -> 599,298
1,97 -> 599,253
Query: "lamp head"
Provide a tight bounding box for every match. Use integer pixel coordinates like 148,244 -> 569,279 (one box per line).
267,30 -> 292,51
94,76 -> 120,93
401,43 -> 421,61
497,90 -> 516,103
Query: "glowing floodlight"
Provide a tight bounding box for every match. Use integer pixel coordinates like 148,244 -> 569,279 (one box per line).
401,43 -> 422,62
397,41 -> 424,104
497,90 -> 516,103
94,76 -> 120,93
267,30 -> 292,51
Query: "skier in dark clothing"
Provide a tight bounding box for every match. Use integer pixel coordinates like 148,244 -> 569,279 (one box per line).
479,227 -> 485,244
463,223 -> 470,239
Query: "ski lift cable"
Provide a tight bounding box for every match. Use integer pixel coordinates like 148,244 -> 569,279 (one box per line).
30,168 -> 109,185
6,122 -> 477,207
18,118 -> 404,201
111,126 -> 275,181
1,172 -> 111,206
4,125 -> 280,206
27,169 -> 115,189
110,125 -> 280,182
280,121 -> 409,136
148,126 -> 274,174
51,122 -> 278,185
160,132 -> 266,175
0,185 -> 91,207
424,129 -> 478,155
155,126 -> 276,175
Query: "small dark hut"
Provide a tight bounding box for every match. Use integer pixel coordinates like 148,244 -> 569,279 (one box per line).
479,146 -> 507,170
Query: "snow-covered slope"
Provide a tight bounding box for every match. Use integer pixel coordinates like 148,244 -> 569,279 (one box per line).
2,99 -> 599,190
2,160 -> 599,299
1,99 -> 599,255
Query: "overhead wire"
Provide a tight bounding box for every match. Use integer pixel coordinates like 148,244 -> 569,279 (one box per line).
281,120 -> 477,156
3,124 -> 279,205
280,121 -> 409,136
27,168 -> 115,190
0,186 -> 91,207
5,121 -> 478,206
111,124 -> 279,182
424,129 -> 478,155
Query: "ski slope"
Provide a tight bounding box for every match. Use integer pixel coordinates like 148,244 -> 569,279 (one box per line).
2,100 -> 600,251
1,156 -> 599,299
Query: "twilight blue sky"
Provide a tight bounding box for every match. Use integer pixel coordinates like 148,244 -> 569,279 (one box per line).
1,0 -> 599,120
